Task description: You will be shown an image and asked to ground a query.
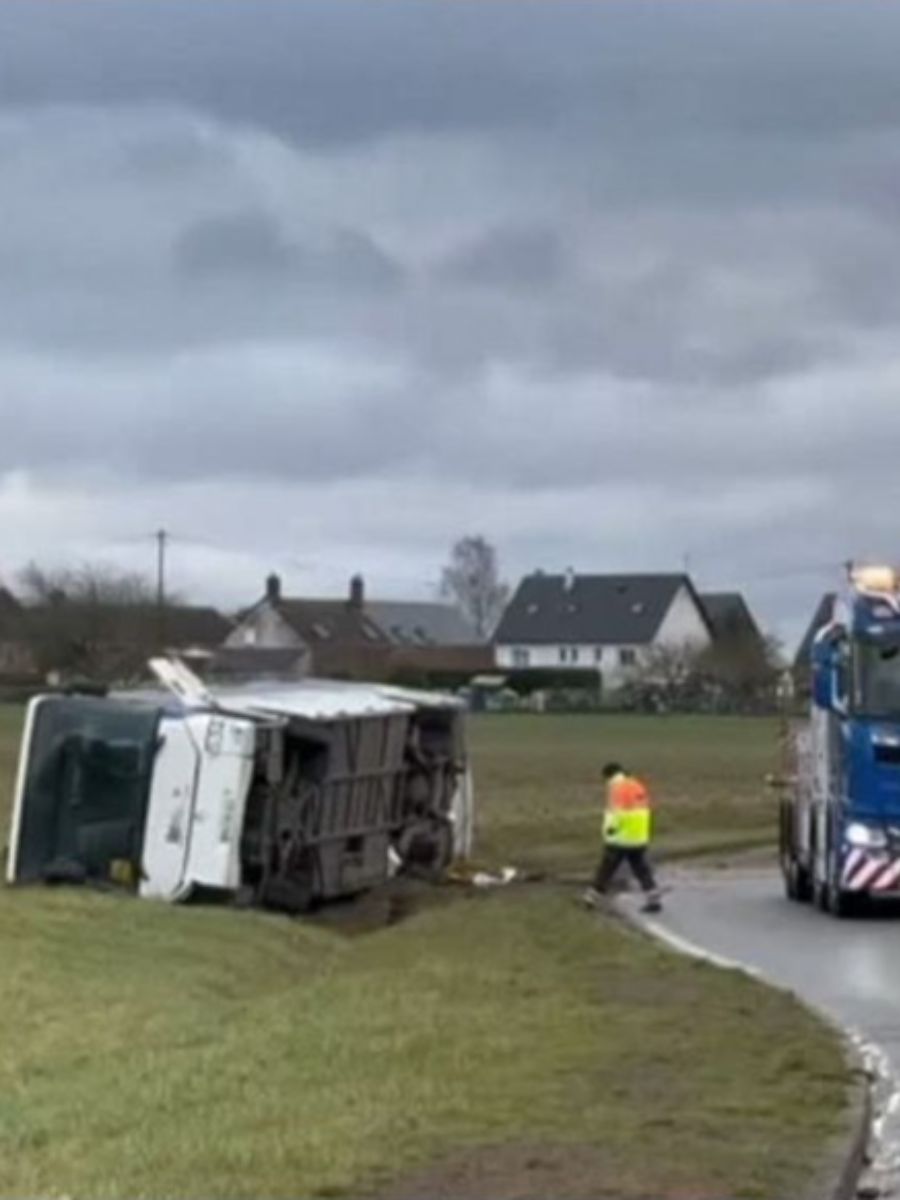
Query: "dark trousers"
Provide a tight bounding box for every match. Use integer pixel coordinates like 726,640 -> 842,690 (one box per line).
593,845 -> 657,894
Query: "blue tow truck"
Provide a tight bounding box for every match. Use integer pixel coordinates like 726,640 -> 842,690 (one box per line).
780,565 -> 900,916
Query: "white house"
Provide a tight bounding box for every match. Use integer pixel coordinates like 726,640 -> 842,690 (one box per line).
493,570 -> 713,690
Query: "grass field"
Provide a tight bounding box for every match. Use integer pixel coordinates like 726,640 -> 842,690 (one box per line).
0,708 -> 780,862
0,706 -> 845,1200
472,713 -> 780,874
0,704 -> 20,843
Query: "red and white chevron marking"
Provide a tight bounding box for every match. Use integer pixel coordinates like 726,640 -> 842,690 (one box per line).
842,849 -> 900,892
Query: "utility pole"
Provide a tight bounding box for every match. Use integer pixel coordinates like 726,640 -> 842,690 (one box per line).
156,529 -> 168,650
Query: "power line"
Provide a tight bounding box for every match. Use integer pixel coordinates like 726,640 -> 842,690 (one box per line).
155,529 -> 168,649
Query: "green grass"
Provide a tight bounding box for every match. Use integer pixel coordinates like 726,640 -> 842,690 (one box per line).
0,706 -> 846,1200
0,886 -> 845,1200
0,704 -> 20,845
473,713 -> 779,875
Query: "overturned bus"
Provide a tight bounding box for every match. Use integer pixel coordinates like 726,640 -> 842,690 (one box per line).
5,659 -> 473,911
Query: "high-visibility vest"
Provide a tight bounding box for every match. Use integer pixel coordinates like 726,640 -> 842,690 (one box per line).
603,773 -> 652,847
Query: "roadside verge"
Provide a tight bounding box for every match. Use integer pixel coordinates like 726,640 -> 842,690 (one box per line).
611,895 -> 873,1200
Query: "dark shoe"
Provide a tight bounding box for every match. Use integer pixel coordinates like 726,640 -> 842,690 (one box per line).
641,894 -> 663,914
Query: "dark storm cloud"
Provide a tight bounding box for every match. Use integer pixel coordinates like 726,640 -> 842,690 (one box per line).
4,1 -> 900,151
3,1 -> 900,640
436,227 -> 566,291
174,210 -> 404,289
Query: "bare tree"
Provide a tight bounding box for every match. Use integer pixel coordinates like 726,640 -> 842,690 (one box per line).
20,562 -> 154,608
637,642 -> 707,708
440,536 -> 510,640
19,561 -> 162,682
699,631 -> 783,712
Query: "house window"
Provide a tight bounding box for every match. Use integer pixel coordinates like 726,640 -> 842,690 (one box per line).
571,648 -> 579,664
594,647 -> 603,664
511,647 -> 530,668
559,647 -> 568,664
243,627 -> 257,646
619,648 -> 637,667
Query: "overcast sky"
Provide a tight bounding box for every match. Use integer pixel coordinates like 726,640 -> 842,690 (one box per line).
2,1 -> 900,645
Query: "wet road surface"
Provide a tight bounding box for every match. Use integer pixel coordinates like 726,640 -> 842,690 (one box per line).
648,869 -> 900,1059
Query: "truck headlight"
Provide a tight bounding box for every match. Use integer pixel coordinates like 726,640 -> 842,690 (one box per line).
845,822 -> 888,849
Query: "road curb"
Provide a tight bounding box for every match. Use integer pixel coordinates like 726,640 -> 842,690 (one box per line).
609,897 -> 873,1200
814,1042 -> 871,1200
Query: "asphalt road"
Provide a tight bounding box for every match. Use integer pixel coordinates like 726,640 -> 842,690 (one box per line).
632,866 -> 900,1191
650,868 -> 900,1054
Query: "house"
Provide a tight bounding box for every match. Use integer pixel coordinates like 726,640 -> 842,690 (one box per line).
493,570 -> 712,689
197,645 -> 309,682
698,591 -> 777,708
226,574 -> 488,680
365,599 -> 474,647
156,605 -> 234,655
700,592 -> 764,649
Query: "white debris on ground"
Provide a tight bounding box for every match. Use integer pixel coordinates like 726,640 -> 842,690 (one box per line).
445,862 -> 520,888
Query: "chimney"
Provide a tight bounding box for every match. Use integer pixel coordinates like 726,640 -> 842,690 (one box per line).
349,574 -> 365,609
266,573 -> 282,603
563,567 -> 576,593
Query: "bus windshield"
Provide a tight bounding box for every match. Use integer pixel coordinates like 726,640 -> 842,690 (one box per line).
854,640 -> 900,719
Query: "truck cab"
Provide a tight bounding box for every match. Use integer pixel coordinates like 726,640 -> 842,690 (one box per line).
782,565 -> 900,915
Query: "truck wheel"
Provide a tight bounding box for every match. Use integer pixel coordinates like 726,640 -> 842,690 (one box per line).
780,800 -> 811,902
784,857 -> 812,903
817,857 -> 857,918
795,864 -> 813,902
813,855 -> 832,912
827,882 -> 857,919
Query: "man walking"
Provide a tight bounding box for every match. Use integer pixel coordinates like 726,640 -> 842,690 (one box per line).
583,762 -> 662,913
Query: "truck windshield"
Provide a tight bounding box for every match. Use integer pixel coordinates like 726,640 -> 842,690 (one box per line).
855,641 -> 900,718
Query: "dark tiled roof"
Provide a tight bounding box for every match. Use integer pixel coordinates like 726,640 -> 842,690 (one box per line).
494,573 -> 696,646
159,606 -> 233,647
700,593 -> 763,645
277,600 -> 389,646
367,601 -> 475,646
794,593 -> 836,669
206,646 -> 308,679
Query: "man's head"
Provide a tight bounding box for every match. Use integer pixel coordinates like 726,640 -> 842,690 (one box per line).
602,762 -> 624,780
